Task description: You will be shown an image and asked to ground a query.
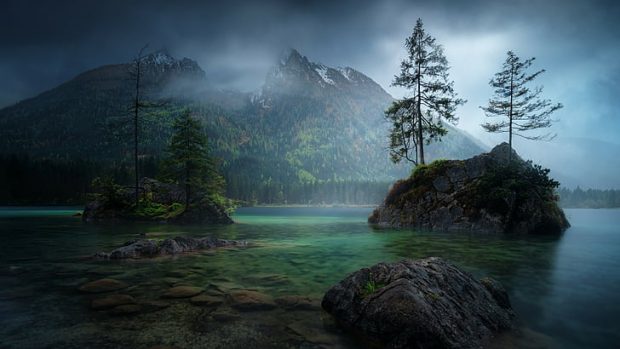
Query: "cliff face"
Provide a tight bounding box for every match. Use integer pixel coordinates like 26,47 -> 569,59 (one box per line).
369,143 -> 570,234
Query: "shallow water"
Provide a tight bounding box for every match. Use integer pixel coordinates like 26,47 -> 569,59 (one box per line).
0,207 -> 618,348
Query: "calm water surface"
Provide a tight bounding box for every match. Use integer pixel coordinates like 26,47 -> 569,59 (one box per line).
0,207 -> 618,348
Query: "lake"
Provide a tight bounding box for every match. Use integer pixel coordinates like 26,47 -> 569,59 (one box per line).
0,207 -> 618,348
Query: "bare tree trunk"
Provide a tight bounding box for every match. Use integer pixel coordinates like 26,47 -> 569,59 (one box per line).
417,36 -> 425,165
185,118 -> 191,210
133,59 -> 141,205
508,63 -> 514,162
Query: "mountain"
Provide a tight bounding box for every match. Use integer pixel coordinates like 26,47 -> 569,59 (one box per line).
0,50 -> 206,159
0,49 -> 485,204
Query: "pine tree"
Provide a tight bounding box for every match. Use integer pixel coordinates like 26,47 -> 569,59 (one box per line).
481,51 -> 563,160
386,18 -> 465,166
162,109 -> 224,209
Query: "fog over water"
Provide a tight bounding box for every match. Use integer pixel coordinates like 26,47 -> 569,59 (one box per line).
1,0 -> 618,188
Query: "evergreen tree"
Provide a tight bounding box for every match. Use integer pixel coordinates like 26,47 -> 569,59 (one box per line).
481,51 -> 563,159
386,18 -> 465,166
162,109 -> 224,208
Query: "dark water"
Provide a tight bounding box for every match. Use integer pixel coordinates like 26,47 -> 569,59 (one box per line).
0,207 -> 618,348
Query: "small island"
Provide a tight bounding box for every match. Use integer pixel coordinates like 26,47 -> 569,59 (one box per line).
369,143 -> 570,234
82,109 -> 235,224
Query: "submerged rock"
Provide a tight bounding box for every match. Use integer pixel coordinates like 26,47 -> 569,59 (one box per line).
162,286 -> 203,298
274,295 -> 320,311
91,294 -> 136,310
369,143 -> 570,234
94,236 -> 247,259
78,278 -> 128,293
110,304 -> 142,315
322,257 -> 515,349
228,290 -> 276,311
190,294 -> 223,306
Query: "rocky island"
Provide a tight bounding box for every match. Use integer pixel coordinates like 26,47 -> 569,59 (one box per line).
322,257 -> 515,349
369,143 -> 570,234
83,177 -> 234,224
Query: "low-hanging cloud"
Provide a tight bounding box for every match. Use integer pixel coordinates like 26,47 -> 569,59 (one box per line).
1,0 -> 619,187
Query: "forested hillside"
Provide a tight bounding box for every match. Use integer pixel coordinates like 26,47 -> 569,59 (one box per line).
0,50 -> 484,205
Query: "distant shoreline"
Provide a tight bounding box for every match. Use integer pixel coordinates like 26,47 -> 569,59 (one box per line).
241,204 -> 377,208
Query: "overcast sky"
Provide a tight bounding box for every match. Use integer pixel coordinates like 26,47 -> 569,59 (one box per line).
1,0 -> 619,187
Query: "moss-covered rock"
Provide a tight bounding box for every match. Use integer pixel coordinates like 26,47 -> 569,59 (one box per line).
369,143 -> 570,234
82,177 -> 234,224
322,257 -> 515,349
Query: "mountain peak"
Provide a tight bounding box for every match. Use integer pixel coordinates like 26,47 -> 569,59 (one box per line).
263,49 -> 391,100
141,49 -> 176,65
278,48 -> 308,67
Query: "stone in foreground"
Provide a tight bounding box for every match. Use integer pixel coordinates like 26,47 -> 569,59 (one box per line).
94,236 -> 247,259
78,278 -> 128,293
162,286 -> 203,298
369,143 -> 570,234
91,294 -> 136,309
228,290 -> 276,311
322,257 -> 515,349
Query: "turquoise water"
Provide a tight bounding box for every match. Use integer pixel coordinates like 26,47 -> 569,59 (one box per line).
0,207 -> 618,348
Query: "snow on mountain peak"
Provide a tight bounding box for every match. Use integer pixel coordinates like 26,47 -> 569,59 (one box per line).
337,67 -> 353,81
315,65 -> 335,86
141,50 -> 176,65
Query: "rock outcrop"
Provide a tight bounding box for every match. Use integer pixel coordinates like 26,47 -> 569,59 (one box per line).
322,257 -> 515,349
83,177 -> 234,224
369,143 -> 570,234
94,236 -> 246,259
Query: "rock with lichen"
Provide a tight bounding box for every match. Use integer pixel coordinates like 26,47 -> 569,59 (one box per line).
322,257 -> 515,349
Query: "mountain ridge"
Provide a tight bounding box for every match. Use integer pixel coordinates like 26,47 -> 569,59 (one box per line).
0,48 -> 485,203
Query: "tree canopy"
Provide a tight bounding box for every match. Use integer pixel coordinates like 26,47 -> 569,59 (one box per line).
386,18 -> 465,166
162,109 -> 225,208
480,51 -> 563,157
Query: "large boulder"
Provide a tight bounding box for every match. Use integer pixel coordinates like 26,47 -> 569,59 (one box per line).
94,236 -> 247,259
369,143 -> 570,234
322,257 -> 515,349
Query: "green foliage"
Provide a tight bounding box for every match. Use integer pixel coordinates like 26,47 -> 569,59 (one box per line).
161,109 -> 226,206
481,51 -> 563,148
90,176 -> 127,207
131,198 -> 185,220
386,18 -> 465,165
411,159 -> 450,179
384,159 -> 455,208
206,193 -> 238,215
472,160 -> 559,216
361,272 -> 386,298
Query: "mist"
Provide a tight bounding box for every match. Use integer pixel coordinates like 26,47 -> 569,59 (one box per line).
1,0 -> 619,188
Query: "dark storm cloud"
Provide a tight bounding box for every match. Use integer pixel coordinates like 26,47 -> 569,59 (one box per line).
1,0 -> 619,186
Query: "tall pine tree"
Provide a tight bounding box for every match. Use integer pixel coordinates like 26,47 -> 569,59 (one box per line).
481,51 -> 563,159
162,109 -> 224,209
386,18 -> 465,166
